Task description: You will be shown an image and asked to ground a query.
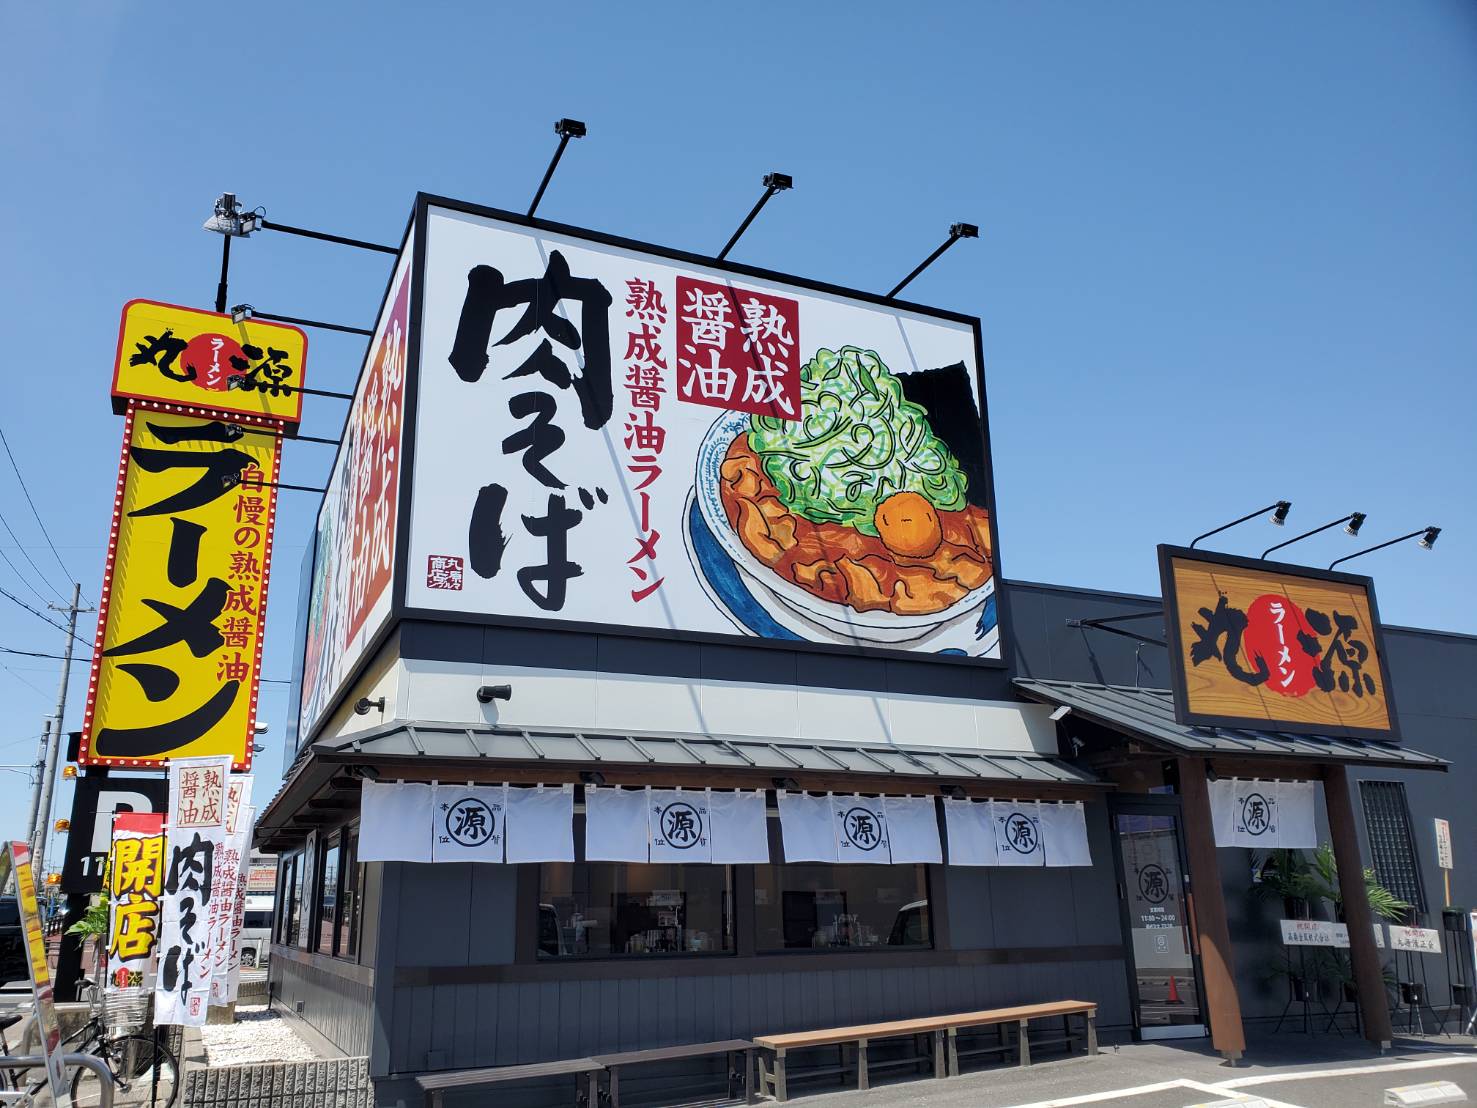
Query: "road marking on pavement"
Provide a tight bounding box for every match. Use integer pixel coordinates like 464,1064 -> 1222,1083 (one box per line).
1002,1079 -> 1303,1108
1219,1055 -> 1477,1088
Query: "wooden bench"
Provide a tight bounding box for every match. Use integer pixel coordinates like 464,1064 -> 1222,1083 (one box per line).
416,1056 -> 603,1107
754,1000 -> 1097,1101
591,1039 -> 757,1107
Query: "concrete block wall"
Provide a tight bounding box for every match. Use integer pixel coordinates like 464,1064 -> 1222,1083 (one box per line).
183,1057 -> 371,1108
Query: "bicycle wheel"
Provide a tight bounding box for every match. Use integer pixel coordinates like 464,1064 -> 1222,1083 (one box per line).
70,1033 -> 180,1108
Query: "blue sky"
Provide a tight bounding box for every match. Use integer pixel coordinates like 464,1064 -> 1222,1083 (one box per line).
1,2 -> 1473,853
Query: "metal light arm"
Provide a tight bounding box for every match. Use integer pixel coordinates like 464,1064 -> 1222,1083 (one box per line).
718,173 -> 792,261
1262,514 -> 1358,560
1328,529 -> 1435,571
1190,501 -> 1290,548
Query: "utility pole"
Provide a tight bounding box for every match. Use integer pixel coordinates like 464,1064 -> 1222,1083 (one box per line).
24,716 -> 50,846
31,582 -> 90,878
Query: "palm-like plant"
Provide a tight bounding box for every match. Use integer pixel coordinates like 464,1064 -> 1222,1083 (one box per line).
1251,843 -> 1407,1001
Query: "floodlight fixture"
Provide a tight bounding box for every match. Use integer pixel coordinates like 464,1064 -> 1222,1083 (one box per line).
887,221 -> 980,299
941,784 -> 967,799
230,304 -> 254,325
1328,526 -> 1443,570
717,171 -> 794,260
1188,499 -> 1292,548
203,192 -> 259,237
529,118 -> 588,218
579,770 -> 606,787
1262,512 -> 1366,560
772,776 -> 800,792
1049,705 -> 1073,722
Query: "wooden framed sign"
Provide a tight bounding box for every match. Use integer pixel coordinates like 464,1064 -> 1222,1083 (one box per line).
1158,545 -> 1399,740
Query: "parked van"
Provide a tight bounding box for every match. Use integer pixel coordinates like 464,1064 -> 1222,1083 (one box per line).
239,893 -> 274,969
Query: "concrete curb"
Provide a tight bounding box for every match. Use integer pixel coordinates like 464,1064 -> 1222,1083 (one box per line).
183,1055 -> 371,1108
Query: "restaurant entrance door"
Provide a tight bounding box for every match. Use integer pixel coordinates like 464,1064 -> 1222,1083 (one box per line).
1109,797 -> 1208,1040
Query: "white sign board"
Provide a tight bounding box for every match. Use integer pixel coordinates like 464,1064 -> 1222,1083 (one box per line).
300,235 -> 415,741
1387,925 -> 1441,954
1434,818 -> 1453,870
1280,919 -> 1350,948
405,202 -> 1004,669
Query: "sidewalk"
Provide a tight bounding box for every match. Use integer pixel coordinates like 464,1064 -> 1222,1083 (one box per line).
787,1029 -> 1477,1107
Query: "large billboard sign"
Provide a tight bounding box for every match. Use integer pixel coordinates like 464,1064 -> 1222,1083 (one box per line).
403,201 -> 1004,663
112,300 -> 308,425
299,231 -> 414,740
1159,545 -> 1398,740
80,403 -> 280,769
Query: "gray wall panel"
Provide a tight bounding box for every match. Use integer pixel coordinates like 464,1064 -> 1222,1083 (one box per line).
271,955 -> 374,1059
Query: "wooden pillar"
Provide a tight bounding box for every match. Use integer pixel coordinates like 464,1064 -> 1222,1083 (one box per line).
1177,757 -> 1246,1060
1323,763 -> 1393,1049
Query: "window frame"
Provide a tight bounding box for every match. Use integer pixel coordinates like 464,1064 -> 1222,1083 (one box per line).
752,861 -> 936,955
1358,779 -> 1428,915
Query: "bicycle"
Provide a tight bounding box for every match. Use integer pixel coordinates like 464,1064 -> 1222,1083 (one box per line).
43,985 -> 179,1108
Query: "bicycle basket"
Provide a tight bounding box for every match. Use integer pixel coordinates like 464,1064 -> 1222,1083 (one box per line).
100,986 -> 151,1031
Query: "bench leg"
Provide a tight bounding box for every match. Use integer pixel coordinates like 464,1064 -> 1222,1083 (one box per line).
1087,1012 -> 1099,1056
933,1029 -> 946,1079
590,1069 -> 602,1107
948,1026 -> 959,1076
1018,1019 -> 1032,1067
857,1038 -> 869,1092
608,1066 -> 619,1108
775,1050 -> 789,1103
745,1048 -> 757,1105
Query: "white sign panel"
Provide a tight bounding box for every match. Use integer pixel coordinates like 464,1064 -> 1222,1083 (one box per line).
1388,925 -> 1442,954
299,233 -> 415,742
406,202 -> 1003,664
1280,919 -> 1350,948
1434,818 -> 1452,870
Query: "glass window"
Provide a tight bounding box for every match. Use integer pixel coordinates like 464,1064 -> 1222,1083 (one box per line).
244,911 -> 274,930
336,826 -> 362,960
539,863 -> 732,958
316,835 -> 340,955
1359,780 -> 1427,913
279,852 -> 305,946
754,864 -> 931,951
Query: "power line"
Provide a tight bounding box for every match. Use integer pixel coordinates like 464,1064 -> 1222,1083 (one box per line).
0,511 -> 66,604
0,661 -> 50,700
0,585 -> 88,646
0,645 -> 91,661
0,424 -> 82,602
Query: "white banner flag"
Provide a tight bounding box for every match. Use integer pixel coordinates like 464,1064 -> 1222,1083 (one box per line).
832,795 -> 890,864
649,789 -> 711,864
156,756 -> 233,1027
942,799 -> 994,866
223,805 -> 254,1003
1211,779 -> 1315,848
991,800 -> 1045,867
358,781 -> 433,863
884,796 -> 942,864
1041,801 -> 1092,867
585,787 -> 650,862
432,784 -> 506,863
505,784 -> 575,863
708,790 -> 769,864
777,791 -> 837,862
1277,780 -> 1316,848
208,776 -> 253,1007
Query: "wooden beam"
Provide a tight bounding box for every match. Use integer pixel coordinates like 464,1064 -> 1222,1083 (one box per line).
1323,763 -> 1393,1048
1177,756 -> 1246,1061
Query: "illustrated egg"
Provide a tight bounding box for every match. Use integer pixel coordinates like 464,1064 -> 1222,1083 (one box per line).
874,491 -> 943,558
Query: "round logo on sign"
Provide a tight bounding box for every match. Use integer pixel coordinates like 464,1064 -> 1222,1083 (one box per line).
1003,812 -> 1039,854
1241,792 -> 1272,836
444,797 -> 495,846
842,807 -> 883,852
179,333 -> 249,393
1139,863 -> 1170,904
660,802 -> 704,849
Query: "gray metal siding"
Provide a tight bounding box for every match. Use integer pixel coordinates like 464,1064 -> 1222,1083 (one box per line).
385,959 -> 1127,1075
270,954 -> 374,1057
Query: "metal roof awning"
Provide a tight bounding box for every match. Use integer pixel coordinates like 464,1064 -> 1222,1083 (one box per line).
310,723 -> 1102,787
1013,679 -> 1448,771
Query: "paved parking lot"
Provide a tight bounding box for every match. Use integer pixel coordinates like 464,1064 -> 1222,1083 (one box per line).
790,1032 -> 1477,1107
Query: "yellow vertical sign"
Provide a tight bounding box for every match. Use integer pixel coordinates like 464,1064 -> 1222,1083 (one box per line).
6,841 -> 66,1098
80,402 -> 280,769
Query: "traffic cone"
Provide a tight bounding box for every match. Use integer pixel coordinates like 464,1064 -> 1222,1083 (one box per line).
1166,975 -> 1182,1005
